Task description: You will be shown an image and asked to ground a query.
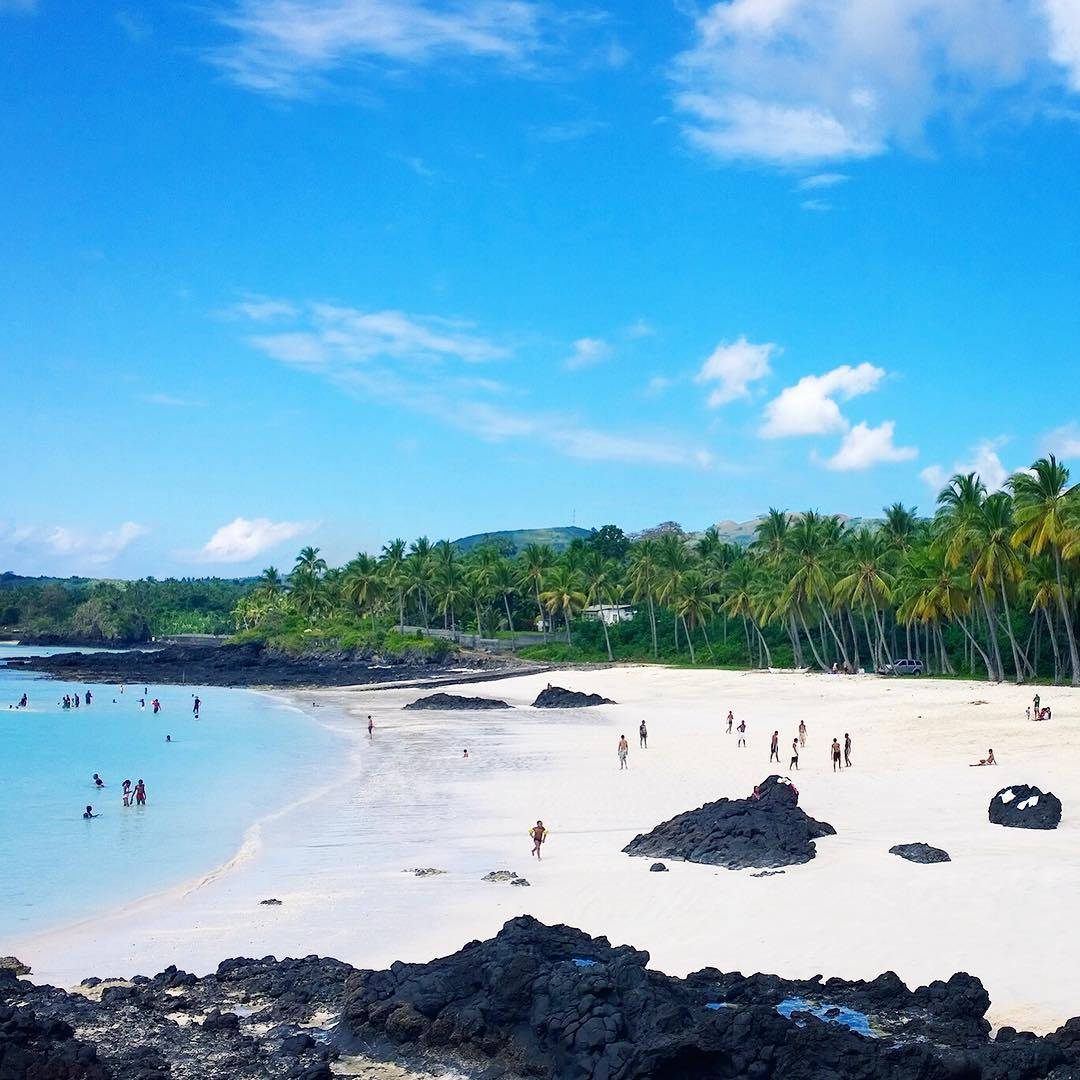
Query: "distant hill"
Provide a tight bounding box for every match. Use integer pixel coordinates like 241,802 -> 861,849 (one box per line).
704,514 -> 876,548
452,526 -> 592,555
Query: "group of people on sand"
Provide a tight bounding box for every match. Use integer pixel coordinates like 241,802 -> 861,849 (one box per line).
83,776 -> 147,818
1027,692 -> 1052,722
616,722 -> 649,768
60,690 -> 92,709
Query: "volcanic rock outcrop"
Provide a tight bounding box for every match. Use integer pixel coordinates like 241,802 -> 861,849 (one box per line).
889,843 -> 951,864
404,693 -> 512,710
989,784 -> 1062,830
532,686 -> 615,708
623,775 -> 835,870
337,915 -> 1080,1080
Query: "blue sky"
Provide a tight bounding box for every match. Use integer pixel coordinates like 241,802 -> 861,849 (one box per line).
3,0 -> 1080,577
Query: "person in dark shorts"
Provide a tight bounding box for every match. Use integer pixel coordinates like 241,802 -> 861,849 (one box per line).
770,730 -> 780,762
639,720 -> 648,749
831,738 -> 842,772
844,733 -> 852,768
530,820 -> 547,859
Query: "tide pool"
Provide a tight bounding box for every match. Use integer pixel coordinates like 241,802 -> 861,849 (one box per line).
0,645 -> 346,938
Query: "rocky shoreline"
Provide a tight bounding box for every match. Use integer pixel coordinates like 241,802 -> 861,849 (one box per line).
7,916 -> 1080,1079
1,641 -> 541,690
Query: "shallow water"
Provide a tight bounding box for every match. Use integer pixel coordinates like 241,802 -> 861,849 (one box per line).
775,996 -> 877,1038
0,645 -> 344,937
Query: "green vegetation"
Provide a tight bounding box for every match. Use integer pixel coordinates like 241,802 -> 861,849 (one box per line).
0,578 -> 251,642
231,454 -> 1080,684
451,526 -> 592,555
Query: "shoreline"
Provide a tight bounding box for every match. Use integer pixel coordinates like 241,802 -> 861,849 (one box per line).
7,666 -> 1080,1036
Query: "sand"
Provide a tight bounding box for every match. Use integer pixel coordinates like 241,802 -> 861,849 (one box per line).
8,667 -> 1079,1034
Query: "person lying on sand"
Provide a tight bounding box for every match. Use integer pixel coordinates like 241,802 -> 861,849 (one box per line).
971,749 -> 997,766
530,820 -> 547,859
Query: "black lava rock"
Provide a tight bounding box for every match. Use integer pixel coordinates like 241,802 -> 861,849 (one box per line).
403,693 -> 512,710
336,914 -> 1080,1080
989,784 -> 1062,830
532,685 -> 616,708
890,843 -> 951,864
649,862 -> 669,872
623,775 -> 836,870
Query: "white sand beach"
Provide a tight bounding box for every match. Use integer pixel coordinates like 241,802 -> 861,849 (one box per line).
11,668 -> 1080,1034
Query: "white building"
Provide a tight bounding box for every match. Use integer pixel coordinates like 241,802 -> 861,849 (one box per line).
582,604 -> 636,625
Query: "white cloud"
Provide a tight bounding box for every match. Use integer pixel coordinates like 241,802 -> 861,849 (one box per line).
644,375 -> 672,396
800,198 -> 831,211
798,172 -> 850,189
209,0 -> 549,96
225,294 -> 299,321
198,517 -> 313,563
824,420 -> 917,470
1041,420 -> 1080,457
920,437 -> 1010,492
0,521 -> 148,569
760,362 -> 885,438
626,318 -> 656,339
672,0 -> 1071,164
564,337 -> 612,370
696,336 -> 777,406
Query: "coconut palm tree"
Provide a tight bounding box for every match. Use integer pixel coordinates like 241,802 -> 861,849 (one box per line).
673,569 -> 720,664
294,546 -> 327,578
783,511 -> 850,669
582,550 -> 619,662
834,527 -> 895,671
881,503 -> 919,551
627,540 -> 661,657
519,543 -> 555,639
489,558 -> 519,651
380,539 -> 408,631
257,566 -> 284,597
539,565 -> 586,645
1010,455 -> 1080,685
343,554 -> 383,631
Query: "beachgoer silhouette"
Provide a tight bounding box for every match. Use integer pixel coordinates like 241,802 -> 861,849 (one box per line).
844,733 -> 852,768
831,738 -> 842,772
122,779 -> 132,806
166,734 -> 171,742
737,719 -> 746,748
92,773 -> 104,788
193,696 -> 200,718
463,749 -> 468,758
618,735 -> 629,770
85,690 -> 91,705
639,720 -> 648,749
726,711 -> 733,735
798,720 -> 807,747
770,730 -> 780,762
83,805 -> 95,819
530,820 -> 547,859
134,779 -> 147,806
790,738 -> 799,770
973,749 -> 996,766
367,715 -> 374,737
1034,693 -> 1041,717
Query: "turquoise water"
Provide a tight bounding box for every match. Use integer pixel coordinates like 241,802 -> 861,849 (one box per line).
0,645 -> 345,938
776,997 -> 877,1038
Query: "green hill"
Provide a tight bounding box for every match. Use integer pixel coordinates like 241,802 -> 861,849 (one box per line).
452,526 -> 592,555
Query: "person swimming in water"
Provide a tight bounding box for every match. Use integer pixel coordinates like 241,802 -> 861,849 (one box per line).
85,689 -> 92,705
530,820 -> 547,859
166,734 -> 171,742
83,805 -> 96,819
463,749 -> 468,758
152,699 -> 160,714
92,773 -> 104,788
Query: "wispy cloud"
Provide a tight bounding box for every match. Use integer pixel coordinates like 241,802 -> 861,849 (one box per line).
208,0 -> 552,96
564,336 -> 612,370
1040,420 -> 1080,457
800,198 -> 832,212
672,0 -> 1078,165
223,294 -> 299,321
116,10 -> 151,41
644,375 -> 672,397
197,516 -> 314,563
696,336 -> 777,407
625,318 -> 655,339
0,521 -> 148,568
798,172 -> 850,190
760,363 -> 885,438
920,436 -> 1011,492
234,298 -> 715,469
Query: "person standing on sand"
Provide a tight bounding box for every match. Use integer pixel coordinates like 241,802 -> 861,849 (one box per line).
639,720 -> 648,749
737,719 -> 747,748
1034,693 -> 1041,717
726,711 -> 734,735
367,715 -> 374,738
790,738 -> 799,770
831,738 -> 842,772
770,730 -> 780,762
844,733 -> 852,768
530,820 -> 547,859
798,720 -> 807,747
134,779 -> 147,806
618,735 -> 629,769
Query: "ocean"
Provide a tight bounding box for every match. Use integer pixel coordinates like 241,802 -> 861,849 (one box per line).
0,644 -> 345,938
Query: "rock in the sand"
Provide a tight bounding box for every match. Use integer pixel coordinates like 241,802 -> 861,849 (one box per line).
336,914 -> 1080,1080
890,843 -> 951,864
623,774 -> 835,870
532,685 -> 615,708
989,784 -> 1062,830
0,956 -> 30,976
404,867 -> 447,877
649,862 -> 668,872
750,869 -> 786,877
510,877 -> 530,886
403,692 -> 512,711
260,898 -> 283,905
482,870 -> 519,883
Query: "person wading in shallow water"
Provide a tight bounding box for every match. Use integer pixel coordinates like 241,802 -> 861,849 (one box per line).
530,820 -> 547,859
134,779 -> 147,806
367,715 -> 374,738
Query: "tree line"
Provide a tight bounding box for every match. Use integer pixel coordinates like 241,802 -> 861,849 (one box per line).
233,454 -> 1080,686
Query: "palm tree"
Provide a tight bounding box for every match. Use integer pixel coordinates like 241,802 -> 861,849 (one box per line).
380,538 -> 408,631
582,550 -> 619,662
519,543 -> 555,639
627,540 -> 661,657
834,527 -> 895,671
1022,555 -> 1065,683
294,546 -> 327,578
783,511 -> 850,669
673,569 -> 719,664
343,553 -> 383,631
1011,455 -> 1080,685
752,508 -> 803,665
539,565 -> 586,646
656,533 -> 692,653
257,566 -> 283,596
881,503 -> 919,551
489,558 -> 519,651
403,549 -> 434,628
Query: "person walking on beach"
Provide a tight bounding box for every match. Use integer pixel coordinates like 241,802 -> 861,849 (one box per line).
790,738 -> 799,770
831,738 -> 842,772
798,720 -> 807,747
193,696 -> 200,718
639,720 -> 648,749
367,715 -> 374,738
770,730 -> 780,763
530,820 -> 547,859
618,734 -> 629,769
844,733 -> 852,768
737,719 -> 747,748
726,711 -> 734,735
134,779 -> 147,806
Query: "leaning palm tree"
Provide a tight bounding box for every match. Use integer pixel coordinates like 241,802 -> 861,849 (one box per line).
627,540 -> 661,657
1022,555 -> 1065,683
519,543 -> 555,639
834,527 -> 895,671
1011,455 -> 1080,685
673,569 -> 720,664
539,565 -> 586,646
